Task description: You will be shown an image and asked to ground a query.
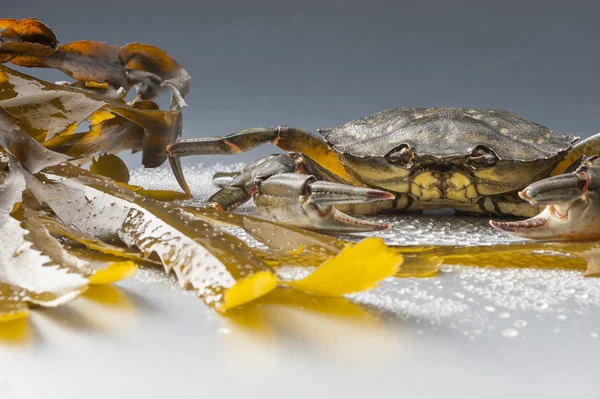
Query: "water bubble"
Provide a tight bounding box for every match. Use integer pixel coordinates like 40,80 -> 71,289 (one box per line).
513,320 -> 527,328
498,312 -> 510,319
575,292 -> 589,300
502,328 -> 519,338
590,332 -> 598,339
484,306 -> 495,313
556,314 -> 567,321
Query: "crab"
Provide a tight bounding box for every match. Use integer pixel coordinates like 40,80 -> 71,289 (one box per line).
166,107 -> 600,237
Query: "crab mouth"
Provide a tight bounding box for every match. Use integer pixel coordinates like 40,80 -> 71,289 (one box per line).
490,171 -> 592,239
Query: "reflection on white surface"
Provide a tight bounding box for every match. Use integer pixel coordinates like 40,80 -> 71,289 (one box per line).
2,164 -> 600,399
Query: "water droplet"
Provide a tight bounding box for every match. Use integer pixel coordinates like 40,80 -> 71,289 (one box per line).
514,320 -> 527,328
575,292 -> 589,300
502,328 -> 519,338
556,314 -> 567,321
590,332 -> 598,339
498,312 -> 510,319
217,327 -> 231,334
484,306 -> 495,313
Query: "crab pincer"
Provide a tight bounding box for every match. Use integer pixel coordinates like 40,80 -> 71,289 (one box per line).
491,156 -> 600,240
252,173 -> 394,233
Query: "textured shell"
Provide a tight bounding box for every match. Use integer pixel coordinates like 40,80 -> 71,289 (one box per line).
319,107 -> 578,161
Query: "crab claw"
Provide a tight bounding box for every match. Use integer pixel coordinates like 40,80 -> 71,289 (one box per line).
491,157 -> 600,240
253,173 -> 394,233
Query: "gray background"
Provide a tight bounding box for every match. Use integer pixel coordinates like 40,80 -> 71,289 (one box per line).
6,0 -> 600,166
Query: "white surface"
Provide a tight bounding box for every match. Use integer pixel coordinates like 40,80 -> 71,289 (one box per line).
2,164 -> 600,399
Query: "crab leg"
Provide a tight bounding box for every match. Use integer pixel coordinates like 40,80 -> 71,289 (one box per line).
166,126 -> 353,195
552,132 -> 600,175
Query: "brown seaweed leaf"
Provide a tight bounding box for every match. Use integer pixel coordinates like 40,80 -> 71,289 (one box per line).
43,101 -> 184,170
26,162 -> 279,310
0,140 -> 138,320
0,18 -> 58,62
108,103 -> 182,168
0,108 -> 68,172
119,43 -> 190,108
42,98 -> 182,171
0,64 -> 111,141
37,212 -> 152,265
42,104 -> 147,161
0,63 -> 182,170
10,39 -> 190,109
0,155 -> 88,302
10,41 -> 128,90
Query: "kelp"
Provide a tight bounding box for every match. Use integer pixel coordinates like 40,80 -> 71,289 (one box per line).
22,162 -> 405,310
0,18 -> 58,61
0,64 -> 112,141
118,43 -> 190,108
0,155 -> 137,321
3,18 -> 190,110
10,41 -> 128,89
0,156 -> 87,297
429,240 -> 599,274
0,63 -> 185,169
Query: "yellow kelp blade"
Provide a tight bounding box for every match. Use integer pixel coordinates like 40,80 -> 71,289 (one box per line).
395,254 -> 442,277
90,154 -> 130,183
0,284 -> 29,322
119,182 -> 190,201
219,271 -> 278,311
64,247 -> 139,285
186,206 -> 347,256
285,238 -> 403,296
43,109 -> 144,160
432,240 -> 598,272
88,262 -> 138,285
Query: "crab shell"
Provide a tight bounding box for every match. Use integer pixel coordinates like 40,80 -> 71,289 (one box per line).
318,107 -> 578,215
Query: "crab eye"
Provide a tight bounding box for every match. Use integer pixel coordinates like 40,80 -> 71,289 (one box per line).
467,145 -> 498,169
385,144 -> 414,167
